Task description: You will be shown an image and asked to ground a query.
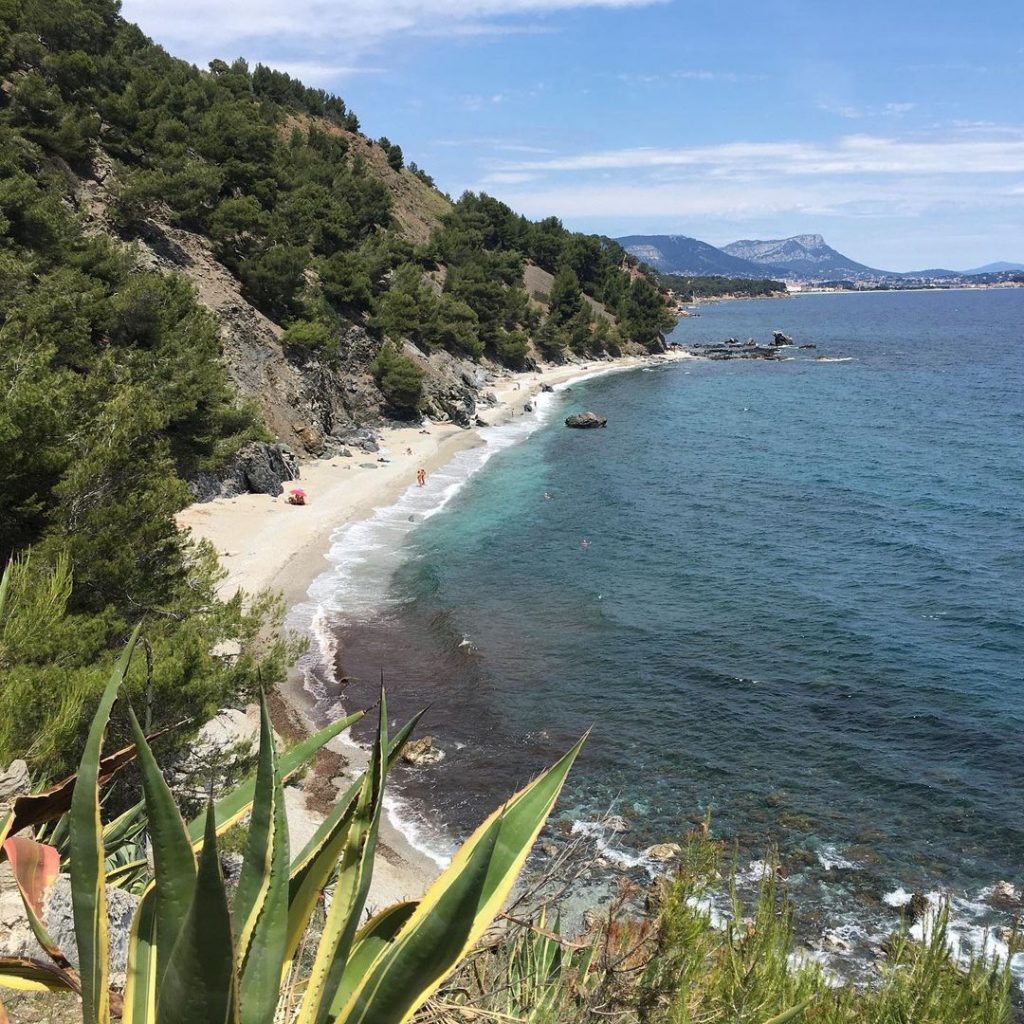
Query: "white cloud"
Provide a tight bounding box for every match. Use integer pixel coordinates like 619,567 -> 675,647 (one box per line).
492,131 -> 1024,176
818,100 -> 917,119
122,0 -> 663,57
467,127 -> 1024,240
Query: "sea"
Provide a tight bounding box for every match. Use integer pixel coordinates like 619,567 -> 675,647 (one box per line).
291,287 -> 1024,981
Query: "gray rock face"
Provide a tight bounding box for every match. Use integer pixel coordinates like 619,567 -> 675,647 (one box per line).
0,875 -> 139,990
565,411 -> 608,429
419,350 -> 479,427
190,441 -> 300,501
0,760 -> 29,802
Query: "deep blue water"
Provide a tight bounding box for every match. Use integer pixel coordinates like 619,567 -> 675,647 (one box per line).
323,288 -> 1024,969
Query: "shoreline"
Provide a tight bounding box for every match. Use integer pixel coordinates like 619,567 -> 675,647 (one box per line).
177,349 -> 690,906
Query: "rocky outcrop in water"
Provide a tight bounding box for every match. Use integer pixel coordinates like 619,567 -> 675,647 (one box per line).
565,411 -> 608,429
684,343 -> 785,361
772,331 -> 794,347
402,736 -> 445,765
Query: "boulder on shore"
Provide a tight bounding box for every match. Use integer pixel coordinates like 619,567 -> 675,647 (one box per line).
565,411 -> 607,429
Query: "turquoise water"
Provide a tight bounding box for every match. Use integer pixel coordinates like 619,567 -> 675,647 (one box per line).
320,288 -> 1024,971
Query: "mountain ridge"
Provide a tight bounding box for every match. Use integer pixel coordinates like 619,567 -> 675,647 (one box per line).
618,232 -> 1022,285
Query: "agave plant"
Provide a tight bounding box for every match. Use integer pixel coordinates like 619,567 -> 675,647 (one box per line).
0,616 -> 583,1023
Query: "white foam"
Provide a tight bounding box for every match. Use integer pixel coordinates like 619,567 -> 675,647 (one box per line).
882,886 -> 1024,988
817,844 -> 857,871
569,819 -> 649,871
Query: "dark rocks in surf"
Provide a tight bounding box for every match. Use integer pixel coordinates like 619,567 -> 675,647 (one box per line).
772,331 -> 795,347
684,343 -> 783,361
799,343 -> 817,349
904,892 -> 929,924
565,411 -> 608,429
541,383 -> 555,392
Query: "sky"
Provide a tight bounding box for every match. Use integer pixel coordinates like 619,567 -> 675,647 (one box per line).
121,0 -> 1024,271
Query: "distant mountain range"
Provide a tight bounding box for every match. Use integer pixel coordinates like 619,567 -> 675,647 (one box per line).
617,233 -> 1023,286
616,235 -> 771,279
961,261 -> 1024,275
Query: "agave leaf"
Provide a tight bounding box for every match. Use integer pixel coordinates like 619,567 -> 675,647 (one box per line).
70,626 -> 140,1024
2,837 -> 77,974
328,902 -> 418,1018
122,888 -> 157,1024
0,956 -> 79,994
0,814 -> 11,854
105,857 -> 150,888
296,696 -> 389,1024
127,706 -> 196,984
336,735 -> 585,1024
337,814 -> 503,1024
157,803 -> 240,1024
0,993 -> 8,1024
100,799 -> 146,853
235,697 -> 290,1024
283,711 -> 422,972
186,710 -> 365,845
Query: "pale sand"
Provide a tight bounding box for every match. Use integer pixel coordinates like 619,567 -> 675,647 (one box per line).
177,350 -> 688,907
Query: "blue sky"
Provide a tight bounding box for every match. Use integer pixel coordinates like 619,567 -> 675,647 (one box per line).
123,0 -> 1024,271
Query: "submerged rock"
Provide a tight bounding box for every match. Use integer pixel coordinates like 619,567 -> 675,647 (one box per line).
604,815 -> 631,833
565,411 -> 608,429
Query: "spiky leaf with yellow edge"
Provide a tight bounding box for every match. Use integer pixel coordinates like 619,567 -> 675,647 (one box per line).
234,698 -> 289,1024
69,626 -> 141,1024
334,734 -> 585,1024
295,695 -> 390,1024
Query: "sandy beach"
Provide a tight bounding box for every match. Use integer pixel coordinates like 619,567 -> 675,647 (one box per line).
177,350 -> 686,907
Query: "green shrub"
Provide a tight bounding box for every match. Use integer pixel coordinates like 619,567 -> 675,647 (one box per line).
370,343 -> 424,417
283,318 -> 335,354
